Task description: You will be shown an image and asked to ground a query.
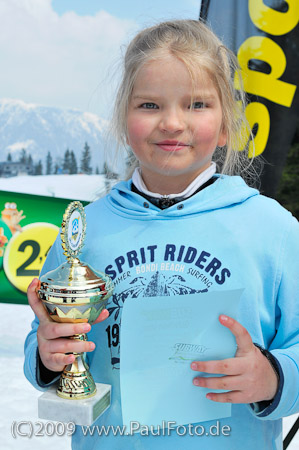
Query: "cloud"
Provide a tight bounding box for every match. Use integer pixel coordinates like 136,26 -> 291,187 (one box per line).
7,140 -> 35,155
0,0 -> 137,116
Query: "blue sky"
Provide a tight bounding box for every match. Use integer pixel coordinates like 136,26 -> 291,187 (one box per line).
0,0 -> 201,117
52,0 -> 201,20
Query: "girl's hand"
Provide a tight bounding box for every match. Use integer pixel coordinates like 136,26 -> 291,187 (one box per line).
27,278 -> 109,373
191,315 -> 278,404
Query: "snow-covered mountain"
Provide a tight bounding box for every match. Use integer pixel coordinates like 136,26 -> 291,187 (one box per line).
0,98 -> 113,172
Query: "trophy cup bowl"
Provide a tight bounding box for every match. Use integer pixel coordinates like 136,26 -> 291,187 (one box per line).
37,201 -> 114,402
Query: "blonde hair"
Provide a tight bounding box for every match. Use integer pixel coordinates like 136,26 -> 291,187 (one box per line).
111,19 -> 257,183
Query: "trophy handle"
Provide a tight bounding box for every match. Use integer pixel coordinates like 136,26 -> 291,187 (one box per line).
57,333 -> 97,400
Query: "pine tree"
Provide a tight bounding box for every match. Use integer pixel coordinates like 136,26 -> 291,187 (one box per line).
80,142 -> 92,174
27,154 -> 34,175
46,151 -> 53,175
70,151 -> 78,174
34,160 -> 43,175
7,153 -> 12,161
20,149 -> 27,164
63,149 -> 70,173
63,149 -> 71,174
95,166 -> 99,175
103,161 -> 109,177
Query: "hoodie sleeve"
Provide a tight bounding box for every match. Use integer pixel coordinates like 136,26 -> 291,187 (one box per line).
250,215 -> 299,420
23,234 -> 64,389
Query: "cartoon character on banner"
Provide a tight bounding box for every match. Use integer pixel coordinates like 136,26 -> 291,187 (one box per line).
1,202 -> 26,234
0,202 -> 25,269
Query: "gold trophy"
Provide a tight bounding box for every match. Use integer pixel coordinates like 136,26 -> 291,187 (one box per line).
37,201 -> 114,424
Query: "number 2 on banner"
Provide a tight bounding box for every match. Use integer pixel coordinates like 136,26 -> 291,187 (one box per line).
4,223 -> 59,293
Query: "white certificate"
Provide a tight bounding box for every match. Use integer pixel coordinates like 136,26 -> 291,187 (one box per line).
120,289 -> 243,429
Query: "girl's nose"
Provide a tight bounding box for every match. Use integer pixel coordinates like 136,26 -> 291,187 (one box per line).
159,109 -> 185,133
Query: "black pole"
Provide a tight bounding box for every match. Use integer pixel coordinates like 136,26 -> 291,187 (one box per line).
283,417 -> 299,450
199,0 -> 210,21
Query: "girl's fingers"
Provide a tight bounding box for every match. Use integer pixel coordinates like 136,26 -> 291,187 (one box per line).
44,352 -> 76,372
92,309 -> 109,324
27,278 -> 49,322
40,337 -> 95,355
191,357 -> 246,375
40,321 -> 91,340
219,315 -> 254,356
193,375 -> 246,392
205,390 -> 245,404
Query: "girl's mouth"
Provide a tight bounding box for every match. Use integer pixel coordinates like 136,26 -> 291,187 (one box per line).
155,140 -> 190,152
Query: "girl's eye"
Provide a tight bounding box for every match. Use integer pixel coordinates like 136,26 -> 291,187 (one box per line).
139,102 -> 158,109
190,101 -> 206,109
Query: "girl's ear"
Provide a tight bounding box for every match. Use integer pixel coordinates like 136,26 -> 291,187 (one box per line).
217,126 -> 227,148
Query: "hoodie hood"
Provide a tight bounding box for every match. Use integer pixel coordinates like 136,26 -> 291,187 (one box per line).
105,175 -> 259,220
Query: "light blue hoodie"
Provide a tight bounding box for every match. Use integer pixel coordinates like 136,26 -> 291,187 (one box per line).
24,175 -> 299,450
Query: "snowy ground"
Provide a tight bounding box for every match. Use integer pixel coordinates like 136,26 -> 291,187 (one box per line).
0,174 -> 117,201
1,303 -> 298,450
1,303 -> 71,449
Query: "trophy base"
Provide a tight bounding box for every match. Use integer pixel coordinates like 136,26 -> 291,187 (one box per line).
38,383 -> 111,426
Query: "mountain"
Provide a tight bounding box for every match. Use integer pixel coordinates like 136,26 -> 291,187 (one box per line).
0,98 -> 114,173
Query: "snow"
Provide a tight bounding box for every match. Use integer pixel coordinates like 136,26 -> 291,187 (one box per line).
0,174 -> 114,201
1,303 -> 298,450
1,303 -> 72,450
82,112 -> 108,132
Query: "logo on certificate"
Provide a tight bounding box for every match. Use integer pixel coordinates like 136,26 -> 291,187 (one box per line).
169,342 -> 209,363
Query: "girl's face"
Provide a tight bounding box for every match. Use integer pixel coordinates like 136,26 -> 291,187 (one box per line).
127,55 -> 226,194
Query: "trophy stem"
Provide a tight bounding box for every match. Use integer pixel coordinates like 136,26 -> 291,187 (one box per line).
57,333 -> 97,400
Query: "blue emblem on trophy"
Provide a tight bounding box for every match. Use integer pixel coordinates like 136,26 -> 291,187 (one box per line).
71,216 -> 79,241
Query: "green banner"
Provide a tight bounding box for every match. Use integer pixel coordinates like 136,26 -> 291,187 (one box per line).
0,191 -> 87,304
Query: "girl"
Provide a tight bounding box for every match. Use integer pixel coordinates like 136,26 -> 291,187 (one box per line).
25,20 -> 299,449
